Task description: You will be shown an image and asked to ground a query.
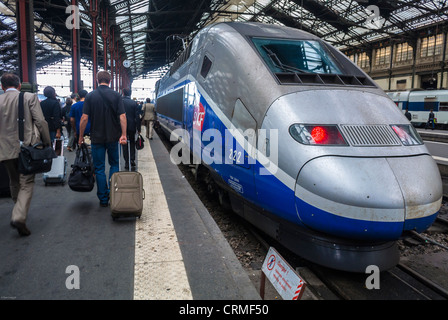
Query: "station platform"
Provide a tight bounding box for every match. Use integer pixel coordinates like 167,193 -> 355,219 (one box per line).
0,129 -> 261,300
416,129 -> 448,196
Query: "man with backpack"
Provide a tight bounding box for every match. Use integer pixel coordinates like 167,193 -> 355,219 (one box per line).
78,71 -> 127,207
122,88 -> 141,170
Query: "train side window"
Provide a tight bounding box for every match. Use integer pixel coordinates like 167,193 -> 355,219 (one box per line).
440,102 -> 448,111
156,88 -> 184,123
200,55 -> 213,79
424,97 -> 438,110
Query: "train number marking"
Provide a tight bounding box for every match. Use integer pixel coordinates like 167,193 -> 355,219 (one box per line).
229,148 -> 242,163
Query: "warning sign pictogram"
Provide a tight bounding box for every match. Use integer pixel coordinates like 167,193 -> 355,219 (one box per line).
261,247 -> 306,300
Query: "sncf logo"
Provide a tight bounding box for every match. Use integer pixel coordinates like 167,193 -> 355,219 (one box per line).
193,102 -> 205,131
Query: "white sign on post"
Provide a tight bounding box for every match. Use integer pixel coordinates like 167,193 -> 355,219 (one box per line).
261,247 -> 306,300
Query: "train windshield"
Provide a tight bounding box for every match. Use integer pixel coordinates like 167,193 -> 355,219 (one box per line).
252,37 -> 343,75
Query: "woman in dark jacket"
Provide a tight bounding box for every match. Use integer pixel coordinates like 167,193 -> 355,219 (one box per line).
40,86 -> 62,143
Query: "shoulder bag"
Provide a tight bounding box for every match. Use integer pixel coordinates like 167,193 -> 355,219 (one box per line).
68,143 -> 95,192
136,134 -> 144,150
17,92 -> 57,175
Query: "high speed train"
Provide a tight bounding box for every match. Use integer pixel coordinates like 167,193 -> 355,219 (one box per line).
155,22 -> 443,272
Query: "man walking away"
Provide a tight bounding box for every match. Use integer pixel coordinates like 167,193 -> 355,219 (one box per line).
40,86 -> 62,143
78,71 -> 127,207
0,73 -> 51,236
122,88 -> 141,170
141,98 -> 156,139
70,89 -> 90,149
62,98 -> 75,151
405,108 -> 412,121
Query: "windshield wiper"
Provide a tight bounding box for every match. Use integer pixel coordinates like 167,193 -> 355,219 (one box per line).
262,45 -> 308,74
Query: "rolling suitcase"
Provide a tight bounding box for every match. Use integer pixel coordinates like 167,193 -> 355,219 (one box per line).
43,139 -> 67,186
110,141 -> 144,220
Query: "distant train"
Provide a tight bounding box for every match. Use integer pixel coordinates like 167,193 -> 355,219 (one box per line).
387,90 -> 448,128
155,22 -> 443,272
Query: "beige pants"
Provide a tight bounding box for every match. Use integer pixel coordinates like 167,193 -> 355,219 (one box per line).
2,159 -> 35,223
145,120 -> 154,139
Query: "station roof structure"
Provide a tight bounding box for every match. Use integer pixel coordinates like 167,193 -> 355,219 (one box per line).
0,0 -> 447,81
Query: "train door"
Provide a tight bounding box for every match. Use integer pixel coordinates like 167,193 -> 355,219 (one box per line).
185,83 -> 195,137
223,99 -> 258,206
184,45 -> 202,137
184,82 -> 202,162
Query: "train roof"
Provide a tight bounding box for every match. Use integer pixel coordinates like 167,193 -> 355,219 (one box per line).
388,90 -> 448,101
220,22 -> 321,41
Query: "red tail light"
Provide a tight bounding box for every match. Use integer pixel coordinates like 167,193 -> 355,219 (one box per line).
311,126 -> 328,144
289,124 -> 347,146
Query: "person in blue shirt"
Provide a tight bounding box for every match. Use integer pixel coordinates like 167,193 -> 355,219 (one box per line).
70,89 -> 90,148
425,109 -> 436,130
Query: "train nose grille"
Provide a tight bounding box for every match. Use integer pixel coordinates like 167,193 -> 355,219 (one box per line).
340,125 -> 402,147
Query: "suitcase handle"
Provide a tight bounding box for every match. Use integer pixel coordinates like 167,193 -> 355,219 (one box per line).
118,139 -> 132,171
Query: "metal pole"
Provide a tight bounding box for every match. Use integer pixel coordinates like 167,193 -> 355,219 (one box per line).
90,0 -> 98,89
16,0 -> 36,91
110,28 -> 114,90
116,54 -> 120,92
260,271 -> 266,300
18,0 -> 29,83
102,7 -> 109,72
71,0 -> 81,93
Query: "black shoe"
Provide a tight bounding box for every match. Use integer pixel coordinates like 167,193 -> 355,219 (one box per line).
131,160 -> 136,167
100,201 -> 109,207
10,221 -> 31,236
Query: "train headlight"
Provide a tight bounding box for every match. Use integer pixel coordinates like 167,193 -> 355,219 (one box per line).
391,124 -> 423,146
289,124 -> 348,146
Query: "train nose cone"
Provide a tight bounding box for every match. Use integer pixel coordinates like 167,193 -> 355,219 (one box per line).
295,155 -> 442,240
387,155 -> 442,232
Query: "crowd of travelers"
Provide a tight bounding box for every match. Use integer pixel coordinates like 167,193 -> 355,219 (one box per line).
0,71 -> 156,236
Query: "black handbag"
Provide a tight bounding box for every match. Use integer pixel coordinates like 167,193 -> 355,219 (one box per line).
17,92 -> 57,175
68,143 -> 95,192
136,134 -> 144,150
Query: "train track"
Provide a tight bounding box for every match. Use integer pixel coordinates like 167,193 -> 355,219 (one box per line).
217,192 -> 448,300
306,262 -> 448,300
248,224 -> 448,300
254,209 -> 448,300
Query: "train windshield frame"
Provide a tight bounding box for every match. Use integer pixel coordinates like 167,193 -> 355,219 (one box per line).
251,37 -> 343,76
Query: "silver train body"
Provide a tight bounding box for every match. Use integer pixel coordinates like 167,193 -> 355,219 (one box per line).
155,22 -> 443,272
